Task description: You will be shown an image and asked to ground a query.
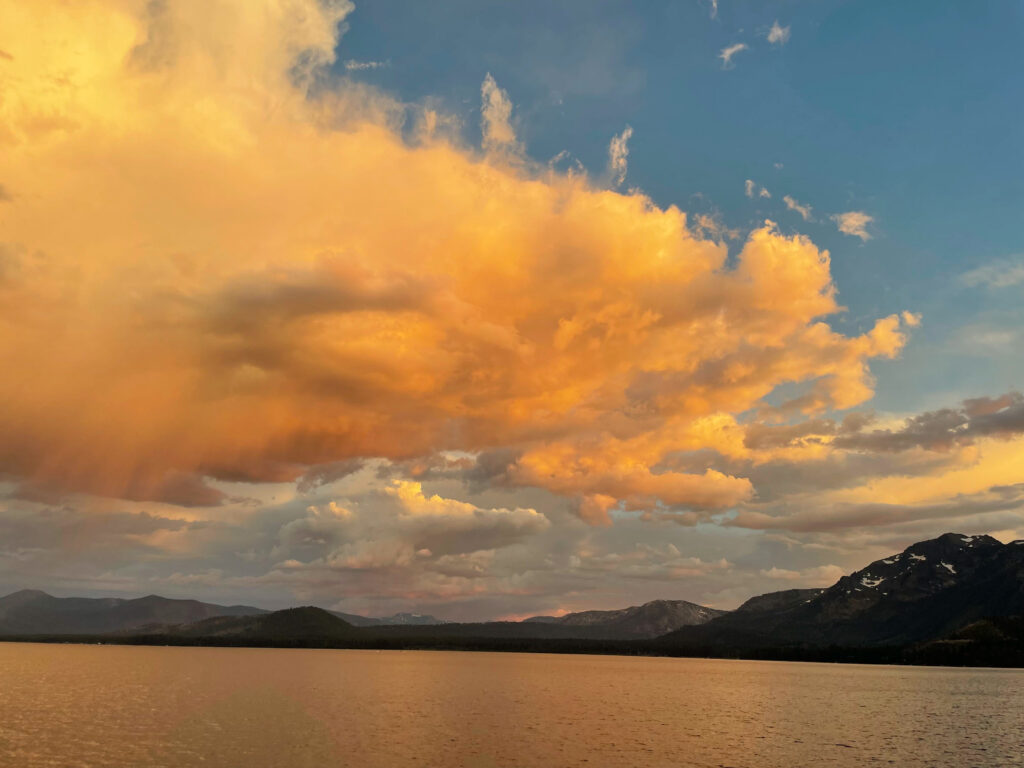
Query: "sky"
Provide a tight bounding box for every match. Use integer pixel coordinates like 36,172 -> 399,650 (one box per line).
0,0 -> 1022,620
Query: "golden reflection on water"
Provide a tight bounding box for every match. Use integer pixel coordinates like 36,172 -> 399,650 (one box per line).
0,643 -> 1021,767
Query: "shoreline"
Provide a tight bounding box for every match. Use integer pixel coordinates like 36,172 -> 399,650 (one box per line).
1,633 -> 1013,669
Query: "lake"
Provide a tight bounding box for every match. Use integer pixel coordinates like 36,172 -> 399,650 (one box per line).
0,643 -> 1021,767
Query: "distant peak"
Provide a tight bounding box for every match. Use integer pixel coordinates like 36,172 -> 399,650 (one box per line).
903,533 -> 1001,554
2,589 -> 51,599
127,594 -> 171,604
641,599 -> 701,609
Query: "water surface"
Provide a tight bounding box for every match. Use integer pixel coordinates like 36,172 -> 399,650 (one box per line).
1,643 -> 1021,767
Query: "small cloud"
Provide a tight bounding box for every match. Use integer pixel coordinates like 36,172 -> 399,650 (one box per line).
901,311 -> 922,328
719,43 -> 748,69
481,73 -> 520,154
783,195 -> 813,221
959,257 -> 1024,289
831,211 -> 874,241
694,213 -> 741,242
766,21 -> 791,46
744,179 -> 770,199
760,564 -> 844,584
344,59 -> 389,71
549,150 -> 585,176
608,125 -> 633,187
773,162 -> 784,170
709,0 -> 719,19
952,325 -> 1020,352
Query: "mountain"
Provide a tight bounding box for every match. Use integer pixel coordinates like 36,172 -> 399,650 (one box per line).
525,599 -> 725,639
7,532 -> 1022,665
906,615 -> 1024,667
0,589 -> 447,635
329,610 -> 447,627
733,588 -> 825,614
662,533 -> 1024,649
380,612 -> 447,626
0,590 -> 266,635
328,610 -> 386,627
164,607 -> 357,643
264,599 -> 726,643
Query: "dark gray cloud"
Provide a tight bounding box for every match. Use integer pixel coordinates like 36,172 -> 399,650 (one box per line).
744,411 -> 878,451
462,449 -> 521,493
205,259 -> 432,337
659,444 -> 960,502
736,392 -> 1023,456
743,417 -> 839,451
833,392 -> 1024,453
733,483 -> 1024,533
0,505 -> 193,550
297,459 -> 365,493
13,471 -> 225,508
374,454 -> 476,482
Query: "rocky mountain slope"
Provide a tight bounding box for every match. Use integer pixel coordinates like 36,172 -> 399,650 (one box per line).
165,606 -> 357,642
733,588 -> 825,614
662,533 -> 1024,649
0,590 -> 717,641
0,590 -> 266,635
330,610 -> 446,627
0,590 -> 449,634
906,615 -> 1024,666
526,599 -> 725,639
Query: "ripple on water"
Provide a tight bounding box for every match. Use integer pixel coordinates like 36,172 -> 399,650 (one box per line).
0,645 -> 1022,768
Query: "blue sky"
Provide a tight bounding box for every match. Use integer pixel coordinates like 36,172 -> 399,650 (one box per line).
338,0 -> 1024,411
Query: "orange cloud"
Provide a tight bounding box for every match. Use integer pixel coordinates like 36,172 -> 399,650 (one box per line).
0,0 -> 915,520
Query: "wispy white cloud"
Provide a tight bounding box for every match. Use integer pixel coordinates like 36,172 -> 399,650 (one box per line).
709,0 -> 719,20
831,211 -> 874,240
608,125 -> 633,187
783,195 -> 813,221
719,43 -> 748,69
745,179 -> 770,199
760,564 -> 844,584
480,73 -> 520,154
959,257 -> 1024,289
693,212 -> 741,242
766,20 -> 791,46
344,59 -> 389,71
951,324 -> 1022,353
549,149 -> 585,176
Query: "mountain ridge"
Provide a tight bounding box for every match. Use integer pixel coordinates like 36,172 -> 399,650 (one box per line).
5,532 -> 1023,666
0,590 -> 723,640
0,590 -> 267,635
661,532 -> 1024,649
524,599 -> 725,638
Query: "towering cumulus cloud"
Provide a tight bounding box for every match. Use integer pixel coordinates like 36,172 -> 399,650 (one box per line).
0,0 -> 914,523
